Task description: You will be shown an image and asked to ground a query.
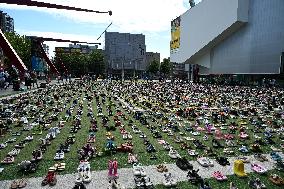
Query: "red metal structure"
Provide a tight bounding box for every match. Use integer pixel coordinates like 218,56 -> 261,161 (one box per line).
0,0 -> 109,75
0,0 -> 112,15
0,28 -> 27,73
30,36 -> 101,75
36,41 -> 59,75
35,37 -> 101,45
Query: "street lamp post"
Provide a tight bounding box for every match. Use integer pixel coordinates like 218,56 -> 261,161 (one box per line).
121,57 -> 125,82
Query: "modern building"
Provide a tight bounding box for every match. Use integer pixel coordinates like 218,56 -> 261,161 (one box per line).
69,44 -> 98,54
42,44 -> 50,57
55,44 -> 98,54
172,62 -> 187,79
146,52 -> 160,68
0,11 -> 14,69
105,32 -> 146,77
170,0 -> 284,76
0,11 -> 14,33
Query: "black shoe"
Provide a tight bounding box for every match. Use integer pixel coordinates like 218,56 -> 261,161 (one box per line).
73,182 -> 86,189
216,156 -> 230,166
176,157 -> 193,171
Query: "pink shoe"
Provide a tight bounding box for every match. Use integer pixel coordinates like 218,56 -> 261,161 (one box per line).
213,171 -> 227,181
108,160 -> 113,178
251,163 -> 267,174
239,132 -> 249,139
112,160 -> 118,178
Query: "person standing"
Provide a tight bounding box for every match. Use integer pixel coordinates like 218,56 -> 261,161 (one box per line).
24,71 -> 32,90
4,71 -> 10,89
0,69 -> 5,90
31,71 -> 38,88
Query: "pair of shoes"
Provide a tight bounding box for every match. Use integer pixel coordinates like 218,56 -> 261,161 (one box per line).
230,182 -> 238,189
133,163 -> 146,176
156,164 -> 168,173
18,160 -> 37,173
41,171 -> 57,186
127,153 -> 138,164
197,157 -> 214,167
8,148 -> 20,156
31,150 -> 43,161
59,143 -> 71,153
72,182 -> 86,189
10,179 -> 27,189
187,169 -> 202,184
134,176 -> 153,188
54,150 -> 64,160
188,149 -> 199,156
216,156 -> 230,166
24,135 -> 33,142
108,179 -> 125,189
163,173 -> 177,187
239,145 -> 249,153
0,143 -> 7,149
237,156 -> 250,163
176,157 -> 193,171
270,152 -> 282,161
200,179 -> 212,189
269,174 -> 284,186
15,142 -> 25,149
1,155 -> 14,164
168,148 -> 181,159
108,159 -> 119,179
223,148 -> 234,155
49,162 -> 66,172
76,161 -> 92,183
251,163 -> 267,174
248,178 -> 266,189
254,154 -> 268,162
212,171 -> 227,181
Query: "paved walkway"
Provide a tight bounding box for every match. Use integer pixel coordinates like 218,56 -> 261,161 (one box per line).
0,152 -> 282,189
0,79 -> 76,100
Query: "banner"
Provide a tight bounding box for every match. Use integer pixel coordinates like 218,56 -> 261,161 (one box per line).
170,16 -> 181,53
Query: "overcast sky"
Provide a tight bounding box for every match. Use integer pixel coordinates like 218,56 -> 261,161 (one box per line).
0,0 -> 202,60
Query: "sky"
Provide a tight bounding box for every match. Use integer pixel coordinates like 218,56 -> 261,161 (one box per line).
0,0 -> 201,60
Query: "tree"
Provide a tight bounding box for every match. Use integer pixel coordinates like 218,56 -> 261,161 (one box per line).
160,58 -> 172,77
54,49 -> 105,77
147,59 -> 160,75
4,32 -> 31,69
88,49 -> 105,77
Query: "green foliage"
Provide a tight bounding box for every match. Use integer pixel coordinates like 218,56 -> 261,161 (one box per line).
147,59 -> 160,74
54,49 -> 105,77
160,58 -> 172,76
4,32 -> 31,68
88,50 -> 105,76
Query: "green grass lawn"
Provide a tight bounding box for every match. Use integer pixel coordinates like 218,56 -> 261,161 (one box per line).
0,81 -> 283,189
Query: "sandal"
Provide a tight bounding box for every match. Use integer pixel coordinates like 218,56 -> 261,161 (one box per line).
10,180 -> 18,189
18,179 -> 27,188
57,163 -> 66,171
269,174 -> 284,186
